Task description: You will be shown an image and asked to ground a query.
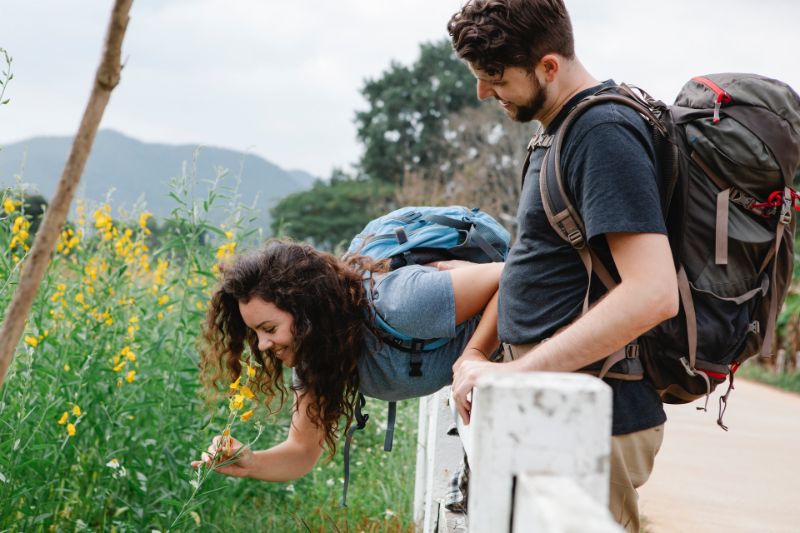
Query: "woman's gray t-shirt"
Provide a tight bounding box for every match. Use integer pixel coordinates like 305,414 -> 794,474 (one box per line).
293,265 -> 479,401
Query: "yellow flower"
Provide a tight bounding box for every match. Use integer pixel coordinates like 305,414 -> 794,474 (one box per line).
222,428 -> 230,437
240,409 -> 254,422
240,386 -> 255,400
3,197 -> 15,214
246,364 -> 256,378
72,405 -> 81,417
58,412 -> 69,425
229,377 -> 241,390
113,361 -> 126,372
24,336 -> 38,348
157,295 -> 169,305
229,394 -> 245,411
215,241 -> 236,260
125,370 -> 136,383
63,363 -> 71,372
138,212 -> 152,230
157,311 -> 164,321
75,293 -> 85,305
224,230 -> 234,240
66,423 -> 76,437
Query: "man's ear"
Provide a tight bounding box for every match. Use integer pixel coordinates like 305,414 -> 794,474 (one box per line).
538,54 -> 560,82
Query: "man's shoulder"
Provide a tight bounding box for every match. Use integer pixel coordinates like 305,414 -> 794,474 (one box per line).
568,99 -> 649,138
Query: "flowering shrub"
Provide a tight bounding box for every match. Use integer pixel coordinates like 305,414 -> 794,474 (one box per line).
0,177 -> 416,531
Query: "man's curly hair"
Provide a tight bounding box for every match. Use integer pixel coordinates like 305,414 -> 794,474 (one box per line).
199,238 -> 388,456
448,0 -> 575,77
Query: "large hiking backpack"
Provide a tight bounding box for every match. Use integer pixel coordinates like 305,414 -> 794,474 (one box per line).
339,205 -> 511,505
535,73 -> 799,427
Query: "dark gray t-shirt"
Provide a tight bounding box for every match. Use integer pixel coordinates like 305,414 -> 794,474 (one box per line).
294,265 -> 479,402
498,80 -> 667,435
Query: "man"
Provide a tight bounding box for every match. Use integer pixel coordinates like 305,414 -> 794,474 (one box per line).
447,1 -> 679,530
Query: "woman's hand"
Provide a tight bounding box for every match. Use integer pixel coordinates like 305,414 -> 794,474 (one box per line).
191,434 -> 254,477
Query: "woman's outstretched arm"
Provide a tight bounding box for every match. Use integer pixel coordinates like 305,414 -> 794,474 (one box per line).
192,389 -> 325,482
447,262 -> 503,358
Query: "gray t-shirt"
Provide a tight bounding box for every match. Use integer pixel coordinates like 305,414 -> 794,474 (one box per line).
293,265 -> 479,401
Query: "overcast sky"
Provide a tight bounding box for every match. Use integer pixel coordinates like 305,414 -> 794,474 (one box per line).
1,0 -> 798,178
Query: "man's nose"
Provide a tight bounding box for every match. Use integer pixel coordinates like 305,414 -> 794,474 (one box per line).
476,79 -> 494,101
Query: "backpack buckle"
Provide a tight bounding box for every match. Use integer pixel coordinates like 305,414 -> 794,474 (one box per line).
567,229 -> 585,248
624,343 -> 640,359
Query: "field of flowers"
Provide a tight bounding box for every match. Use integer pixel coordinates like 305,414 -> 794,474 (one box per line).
0,173 -> 418,532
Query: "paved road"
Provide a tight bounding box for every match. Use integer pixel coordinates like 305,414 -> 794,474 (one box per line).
638,378 -> 800,533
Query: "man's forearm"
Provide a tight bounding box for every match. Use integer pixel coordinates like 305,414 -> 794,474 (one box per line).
509,279 -> 676,373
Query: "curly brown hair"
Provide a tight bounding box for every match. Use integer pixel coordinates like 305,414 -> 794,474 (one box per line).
448,0 -> 575,77
200,238 -> 388,455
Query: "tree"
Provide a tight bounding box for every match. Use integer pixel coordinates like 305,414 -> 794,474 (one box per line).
396,103 -> 535,237
270,172 -> 394,251
355,39 -> 478,184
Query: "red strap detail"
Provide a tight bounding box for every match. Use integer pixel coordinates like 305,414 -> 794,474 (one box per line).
703,370 -> 728,380
692,76 -> 733,104
750,188 -> 800,213
730,361 -> 742,374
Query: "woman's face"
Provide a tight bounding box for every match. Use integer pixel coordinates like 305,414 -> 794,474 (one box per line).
239,297 -> 296,367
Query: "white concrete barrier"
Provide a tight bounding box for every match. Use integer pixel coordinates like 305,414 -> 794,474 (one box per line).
413,386 -> 463,533
512,475 -> 621,533
414,372 -> 620,532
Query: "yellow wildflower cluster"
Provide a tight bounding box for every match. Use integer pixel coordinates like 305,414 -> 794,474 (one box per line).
50,283 -> 68,307
113,227 -> 150,272
138,212 -> 152,235
9,215 -> 31,252
152,259 -> 169,289
216,228 -> 237,261
3,196 -> 22,215
93,204 -> 114,240
112,346 -> 138,385
227,363 -> 259,422
127,316 -> 140,339
56,227 -> 81,256
90,309 -> 113,326
57,403 -> 82,437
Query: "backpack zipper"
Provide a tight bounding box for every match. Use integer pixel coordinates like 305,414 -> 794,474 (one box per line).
691,76 -> 732,124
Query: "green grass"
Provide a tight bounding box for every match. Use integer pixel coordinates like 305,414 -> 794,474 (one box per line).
738,363 -> 800,395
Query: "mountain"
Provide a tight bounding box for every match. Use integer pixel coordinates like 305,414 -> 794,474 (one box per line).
0,129 -> 319,230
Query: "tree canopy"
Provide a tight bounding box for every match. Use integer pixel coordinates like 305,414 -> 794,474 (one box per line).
355,39 -> 478,184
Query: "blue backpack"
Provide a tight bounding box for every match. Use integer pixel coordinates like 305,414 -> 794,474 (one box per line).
346,205 -> 510,364
339,206 -> 510,506
347,205 -> 511,269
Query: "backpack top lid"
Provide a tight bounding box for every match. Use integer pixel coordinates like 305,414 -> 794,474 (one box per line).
346,205 -> 511,266
675,73 -> 800,188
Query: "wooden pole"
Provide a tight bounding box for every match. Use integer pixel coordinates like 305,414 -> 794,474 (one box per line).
0,0 -> 134,388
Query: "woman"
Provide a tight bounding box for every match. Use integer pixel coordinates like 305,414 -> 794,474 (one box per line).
191,238 -> 501,481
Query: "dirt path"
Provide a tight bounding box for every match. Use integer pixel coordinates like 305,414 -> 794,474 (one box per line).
638,378 -> 800,533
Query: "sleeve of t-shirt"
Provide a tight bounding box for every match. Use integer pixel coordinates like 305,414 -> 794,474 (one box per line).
370,265 -> 456,339
564,112 -> 667,242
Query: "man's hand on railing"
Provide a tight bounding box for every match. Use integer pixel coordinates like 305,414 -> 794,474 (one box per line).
452,356 -> 513,425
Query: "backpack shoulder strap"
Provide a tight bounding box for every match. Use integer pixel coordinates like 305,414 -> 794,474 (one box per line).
538,89 -> 665,379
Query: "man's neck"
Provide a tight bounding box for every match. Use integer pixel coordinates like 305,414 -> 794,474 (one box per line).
538,61 -> 600,128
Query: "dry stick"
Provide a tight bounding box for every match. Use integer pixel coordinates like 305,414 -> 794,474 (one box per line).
0,0 -> 134,389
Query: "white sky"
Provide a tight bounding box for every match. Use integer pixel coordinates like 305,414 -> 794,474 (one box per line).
1,0 -> 798,178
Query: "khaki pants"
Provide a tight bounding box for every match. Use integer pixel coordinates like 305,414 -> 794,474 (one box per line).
505,343 -> 664,532
610,424 -> 664,532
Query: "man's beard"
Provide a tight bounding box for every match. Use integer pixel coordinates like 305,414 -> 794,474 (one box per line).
508,74 -> 547,123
